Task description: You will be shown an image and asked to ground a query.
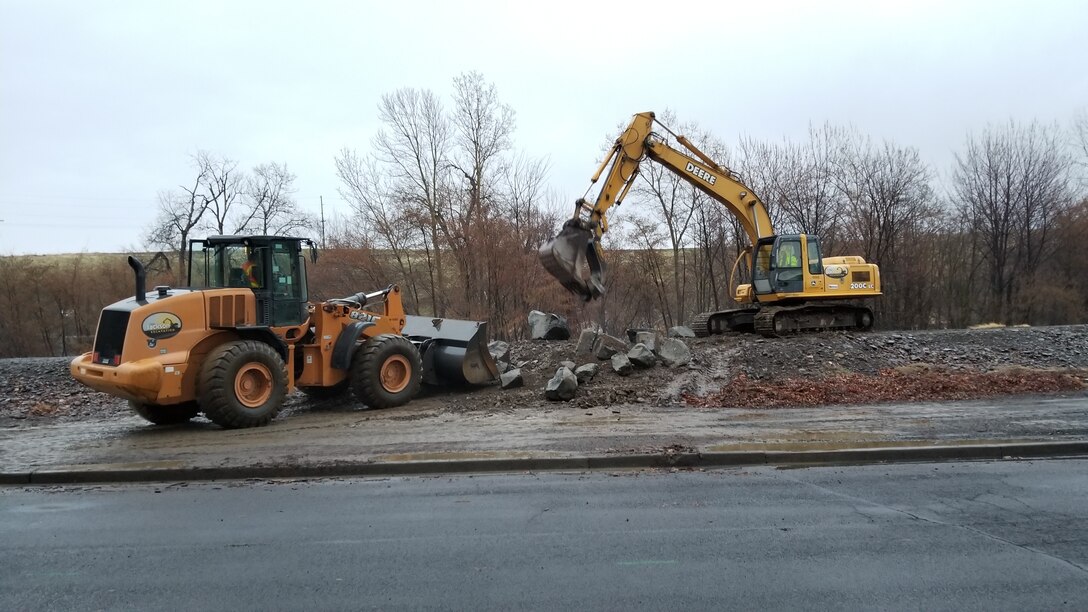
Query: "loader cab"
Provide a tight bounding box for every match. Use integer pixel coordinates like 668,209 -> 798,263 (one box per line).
752,234 -> 820,297
188,236 -> 317,327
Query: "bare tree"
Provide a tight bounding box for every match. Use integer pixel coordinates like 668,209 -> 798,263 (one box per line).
449,71 -> 515,223
837,137 -> 934,266
737,123 -> 849,249
447,71 -> 516,313
1073,109 -> 1088,190
197,152 -> 248,235
499,152 -> 553,249
371,87 -> 453,316
952,120 -> 1072,322
335,148 -> 427,307
244,162 -> 310,235
145,157 -> 213,283
626,112 -> 714,325
736,135 -> 792,233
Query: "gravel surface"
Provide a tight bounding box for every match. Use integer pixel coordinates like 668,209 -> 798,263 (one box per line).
3,325 -> 1087,428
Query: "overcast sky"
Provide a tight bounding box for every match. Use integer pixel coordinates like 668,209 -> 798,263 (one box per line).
1,0 -> 1085,255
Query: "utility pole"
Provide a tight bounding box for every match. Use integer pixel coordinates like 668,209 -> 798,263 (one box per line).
319,196 -> 326,248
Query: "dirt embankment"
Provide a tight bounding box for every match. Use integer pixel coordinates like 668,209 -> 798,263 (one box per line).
2,325 -> 1087,427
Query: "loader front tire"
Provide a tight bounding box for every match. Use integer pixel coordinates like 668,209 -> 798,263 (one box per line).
198,340 -> 287,429
129,400 -> 200,425
350,334 -> 421,409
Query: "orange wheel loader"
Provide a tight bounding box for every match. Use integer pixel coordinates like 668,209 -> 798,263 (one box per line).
70,235 -> 498,428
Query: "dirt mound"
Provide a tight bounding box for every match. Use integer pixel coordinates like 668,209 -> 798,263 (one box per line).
3,325 -> 1088,427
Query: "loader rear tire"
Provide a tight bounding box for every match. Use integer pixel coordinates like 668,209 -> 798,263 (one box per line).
350,334 -> 421,409
129,400 -> 200,425
198,340 -> 287,429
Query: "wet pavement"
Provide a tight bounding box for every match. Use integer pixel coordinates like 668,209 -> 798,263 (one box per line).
2,392 -> 1088,477
6,461 -> 1088,610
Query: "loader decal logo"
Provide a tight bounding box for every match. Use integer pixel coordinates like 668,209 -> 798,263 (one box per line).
142,312 -> 182,340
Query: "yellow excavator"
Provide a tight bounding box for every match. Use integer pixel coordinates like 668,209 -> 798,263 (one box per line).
539,111 -> 881,336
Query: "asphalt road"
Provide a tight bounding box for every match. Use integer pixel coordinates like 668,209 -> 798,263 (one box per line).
3,461 -> 1088,611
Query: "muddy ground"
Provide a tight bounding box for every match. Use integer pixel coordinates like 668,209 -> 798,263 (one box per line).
2,325 -> 1087,428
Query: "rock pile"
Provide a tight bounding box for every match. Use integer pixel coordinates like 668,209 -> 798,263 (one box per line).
536,327 -> 692,401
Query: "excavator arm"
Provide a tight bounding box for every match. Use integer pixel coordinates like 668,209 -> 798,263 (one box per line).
540,111 -> 773,300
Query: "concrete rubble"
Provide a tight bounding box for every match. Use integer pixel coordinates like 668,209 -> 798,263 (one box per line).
499,369 -> 524,390
574,363 -> 599,384
575,329 -> 598,355
668,326 -> 696,338
611,353 -> 634,376
528,310 -> 571,341
656,337 -> 692,367
544,367 -> 578,401
633,330 -> 660,352
627,343 -> 657,368
593,333 -> 629,360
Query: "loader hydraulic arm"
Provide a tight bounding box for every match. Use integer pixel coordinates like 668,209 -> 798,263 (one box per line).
539,111 -> 774,300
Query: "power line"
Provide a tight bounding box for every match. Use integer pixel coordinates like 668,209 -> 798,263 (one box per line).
1,222 -> 145,229
0,195 -> 155,203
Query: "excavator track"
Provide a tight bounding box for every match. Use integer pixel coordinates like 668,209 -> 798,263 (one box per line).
752,303 -> 874,337
690,308 -> 760,337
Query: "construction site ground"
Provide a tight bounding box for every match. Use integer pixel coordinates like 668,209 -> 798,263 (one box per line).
3,325 -> 1088,482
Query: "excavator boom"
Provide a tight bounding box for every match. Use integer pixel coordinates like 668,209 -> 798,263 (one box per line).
539,111 -> 773,299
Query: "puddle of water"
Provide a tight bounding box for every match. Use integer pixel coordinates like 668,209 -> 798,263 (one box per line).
706,437 -> 1041,452
376,451 -> 540,462
38,460 -> 188,471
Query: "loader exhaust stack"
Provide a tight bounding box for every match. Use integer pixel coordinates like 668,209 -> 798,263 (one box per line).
401,315 -> 499,386
538,220 -> 607,301
128,256 -> 147,303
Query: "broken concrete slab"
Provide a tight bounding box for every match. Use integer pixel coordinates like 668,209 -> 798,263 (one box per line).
593,333 -> 629,360
633,330 -> 660,352
574,363 -> 600,384
544,367 -> 578,401
628,343 -> 656,368
668,326 -> 696,338
575,329 -> 598,355
611,353 -> 634,376
657,337 -> 692,367
500,369 -> 524,390
488,340 -> 512,364
529,310 -> 571,341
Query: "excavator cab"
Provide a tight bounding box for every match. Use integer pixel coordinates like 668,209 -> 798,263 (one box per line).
752,235 -> 811,296
538,219 -> 607,301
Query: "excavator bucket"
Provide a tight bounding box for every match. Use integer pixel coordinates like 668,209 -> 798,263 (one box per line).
538,221 -> 607,301
401,315 -> 500,386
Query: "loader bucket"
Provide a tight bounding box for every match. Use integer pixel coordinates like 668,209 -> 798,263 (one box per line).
402,315 -> 500,386
538,221 -> 607,301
